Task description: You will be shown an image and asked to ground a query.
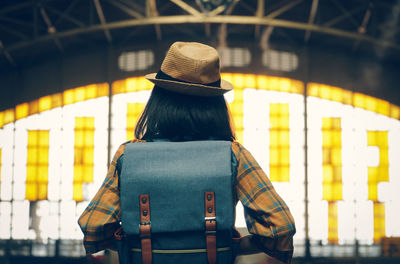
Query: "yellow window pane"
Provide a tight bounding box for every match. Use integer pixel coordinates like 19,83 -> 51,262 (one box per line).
26,165 -> 37,182
328,202 -> 339,244
279,131 -> 290,146
332,166 -> 342,182
27,131 -> 38,147
73,183 -> 83,202
39,96 -> 52,112
97,83 -> 109,97
75,131 -> 84,147
83,148 -> 94,164
51,93 -> 62,108
85,131 -> 95,146
332,182 -> 342,200
322,131 -> 332,147
28,100 -> 39,115
0,111 -> 4,128
38,148 -> 49,164
269,131 -> 279,146
84,117 -> 95,128
270,103 -> 280,115
74,148 -> 83,164
233,75 -> 245,89
323,165 -> 333,182
269,148 -> 279,165
281,148 -> 290,166
63,89 -> 75,105
279,166 -> 290,182
368,182 -> 378,201
331,148 -> 342,166
38,183 -> 48,200
16,103 -> 29,120
75,87 -> 86,102
391,105 -> 400,119
257,75 -> 268,89
0,148 -> 2,183
331,131 -> 341,147
112,80 -> 127,94
126,78 -> 138,92
270,117 -> 280,129
25,183 -> 37,201
269,166 -> 279,181
331,88 -> 343,102
323,184 -> 333,201
323,148 -> 331,164
37,166 -> 48,182
83,166 -> 94,183
244,75 -> 256,88
74,165 -> 83,182
85,85 -> 97,100
75,117 -> 85,128
374,202 -> 386,243
38,131 -> 49,147
27,148 -> 38,164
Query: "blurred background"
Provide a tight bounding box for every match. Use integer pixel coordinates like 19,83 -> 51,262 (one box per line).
0,0 -> 400,263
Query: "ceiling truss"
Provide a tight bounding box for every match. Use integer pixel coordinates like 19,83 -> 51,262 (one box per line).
0,0 -> 399,67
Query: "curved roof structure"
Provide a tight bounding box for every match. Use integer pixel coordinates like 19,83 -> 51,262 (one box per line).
1,0 -> 400,69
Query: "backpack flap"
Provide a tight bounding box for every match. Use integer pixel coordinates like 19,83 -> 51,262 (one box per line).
120,141 -> 234,237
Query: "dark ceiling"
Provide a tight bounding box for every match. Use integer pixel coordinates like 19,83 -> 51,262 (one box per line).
0,0 -> 399,72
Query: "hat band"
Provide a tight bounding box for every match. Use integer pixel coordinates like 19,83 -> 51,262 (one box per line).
155,70 -> 221,88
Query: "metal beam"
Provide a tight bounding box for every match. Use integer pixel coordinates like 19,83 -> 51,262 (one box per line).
323,6 -> 364,27
254,0 -> 264,37
265,0 -> 304,19
5,15 -> 400,52
147,0 -> 162,40
353,3 -> 373,51
170,0 -> 202,17
107,0 -> 143,19
304,0 -> 319,42
46,4 -> 85,28
0,41 -> 16,66
0,23 -> 29,40
93,0 -> 112,42
40,7 -> 63,51
54,0 -> 81,26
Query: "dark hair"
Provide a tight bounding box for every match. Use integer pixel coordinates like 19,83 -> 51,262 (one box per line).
134,86 -> 235,141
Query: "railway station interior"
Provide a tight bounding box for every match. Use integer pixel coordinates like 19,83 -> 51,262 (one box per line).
0,0 -> 400,263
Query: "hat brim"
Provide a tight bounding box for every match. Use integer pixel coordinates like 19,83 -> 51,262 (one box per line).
145,73 -> 233,97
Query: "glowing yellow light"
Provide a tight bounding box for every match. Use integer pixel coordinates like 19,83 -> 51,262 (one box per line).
374,202 -> 386,244
51,94 -> 62,109
126,78 -> 138,93
328,202 -> 339,244
16,103 -> 29,120
0,148 -> 2,184
322,117 -> 342,244
73,117 -> 95,202
269,103 -> 290,182
75,87 -> 86,102
26,130 -> 49,201
4,109 -> 15,125
28,100 -> 39,115
244,74 -> 256,88
39,96 -> 52,112
127,103 -> 145,140
63,89 -> 75,105
391,105 -> 400,119
367,130 -> 388,243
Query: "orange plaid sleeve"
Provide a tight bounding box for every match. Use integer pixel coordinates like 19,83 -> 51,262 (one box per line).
78,142 -> 127,254
232,142 -> 296,263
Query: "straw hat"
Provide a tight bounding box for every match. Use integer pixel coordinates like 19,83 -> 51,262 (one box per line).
145,42 -> 233,96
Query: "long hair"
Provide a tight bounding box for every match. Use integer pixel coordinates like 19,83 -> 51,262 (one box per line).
134,86 -> 235,141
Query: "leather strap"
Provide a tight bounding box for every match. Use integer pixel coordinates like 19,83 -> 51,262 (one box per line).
205,192 -> 217,264
139,194 -> 152,264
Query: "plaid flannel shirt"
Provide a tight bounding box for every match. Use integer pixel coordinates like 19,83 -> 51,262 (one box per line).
78,140 -> 296,263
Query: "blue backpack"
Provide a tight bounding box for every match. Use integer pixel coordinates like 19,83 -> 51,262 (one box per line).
115,140 -> 240,264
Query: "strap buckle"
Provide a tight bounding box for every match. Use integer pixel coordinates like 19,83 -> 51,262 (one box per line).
205,216 -> 216,222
